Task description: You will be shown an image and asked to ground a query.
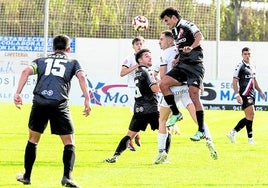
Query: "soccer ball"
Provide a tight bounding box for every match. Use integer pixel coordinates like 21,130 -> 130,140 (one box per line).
132,15 -> 149,32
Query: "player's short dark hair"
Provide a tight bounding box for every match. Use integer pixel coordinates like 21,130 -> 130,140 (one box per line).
162,30 -> 174,39
242,47 -> 250,53
135,48 -> 150,64
53,34 -> 70,51
160,7 -> 182,20
132,36 -> 144,45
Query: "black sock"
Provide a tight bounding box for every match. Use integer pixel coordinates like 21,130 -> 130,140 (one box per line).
114,136 -> 131,156
196,111 -> 204,132
245,119 -> 253,138
234,118 -> 247,132
163,95 -> 179,115
63,145 -> 75,179
24,141 -> 37,180
165,132 -> 171,154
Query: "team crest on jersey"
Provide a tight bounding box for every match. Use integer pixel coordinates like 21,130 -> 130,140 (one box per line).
178,28 -> 184,39
41,90 -> 53,96
135,106 -> 144,113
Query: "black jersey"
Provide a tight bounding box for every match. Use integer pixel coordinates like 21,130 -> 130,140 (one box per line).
31,52 -> 83,102
233,60 -> 256,97
169,19 -> 204,88
172,18 -> 204,70
134,66 -> 158,114
172,19 -> 202,51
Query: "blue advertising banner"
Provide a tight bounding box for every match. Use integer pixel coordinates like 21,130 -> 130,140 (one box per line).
0,36 -> 75,53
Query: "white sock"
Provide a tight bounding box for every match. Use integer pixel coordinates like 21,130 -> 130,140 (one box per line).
203,123 -> 211,141
158,133 -> 168,152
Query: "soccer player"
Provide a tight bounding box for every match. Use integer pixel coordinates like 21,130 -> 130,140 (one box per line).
154,30 -> 217,164
159,7 -> 210,142
227,47 -> 266,144
105,49 -> 159,163
120,36 -> 144,151
13,35 -> 91,187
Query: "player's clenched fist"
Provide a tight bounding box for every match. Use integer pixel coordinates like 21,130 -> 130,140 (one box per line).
14,93 -> 22,109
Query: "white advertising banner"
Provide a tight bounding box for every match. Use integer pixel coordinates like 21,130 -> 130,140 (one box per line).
201,81 -> 267,111
0,37 -> 267,110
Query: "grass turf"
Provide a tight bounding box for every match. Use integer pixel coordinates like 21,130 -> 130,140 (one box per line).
0,103 -> 268,187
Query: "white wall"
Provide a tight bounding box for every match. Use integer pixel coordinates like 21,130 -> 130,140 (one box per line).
74,38 -> 268,83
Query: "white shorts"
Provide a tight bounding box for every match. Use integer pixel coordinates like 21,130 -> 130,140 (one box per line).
159,85 -> 192,108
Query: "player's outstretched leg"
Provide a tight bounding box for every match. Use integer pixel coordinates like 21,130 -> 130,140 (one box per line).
105,135 -> 131,163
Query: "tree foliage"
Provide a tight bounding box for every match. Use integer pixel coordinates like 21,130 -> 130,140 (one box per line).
221,0 -> 268,41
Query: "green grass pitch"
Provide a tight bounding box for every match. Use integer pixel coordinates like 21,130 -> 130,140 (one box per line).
0,103 -> 268,187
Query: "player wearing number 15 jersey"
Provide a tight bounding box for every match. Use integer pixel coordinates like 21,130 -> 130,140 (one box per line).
13,34 -> 90,187
32,52 -> 82,102
105,49 -> 159,163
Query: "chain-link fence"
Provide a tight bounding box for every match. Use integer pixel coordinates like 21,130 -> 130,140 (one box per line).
0,0 -> 217,40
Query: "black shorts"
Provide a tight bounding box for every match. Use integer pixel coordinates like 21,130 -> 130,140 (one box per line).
241,95 -> 255,110
180,49 -> 204,65
128,111 -> 159,132
166,67 -> 187,84
28,99 -> 74,135
167,50 -> 205,88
